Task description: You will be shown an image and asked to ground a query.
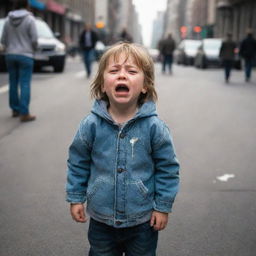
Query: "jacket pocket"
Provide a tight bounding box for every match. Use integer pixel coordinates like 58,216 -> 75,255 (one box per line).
87,177 -> 115,217
136,180 -> 149,198
87,180 -> 101,201
126,179 -> 153,215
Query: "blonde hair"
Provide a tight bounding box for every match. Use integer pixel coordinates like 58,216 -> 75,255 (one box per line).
91,42 -> 157,105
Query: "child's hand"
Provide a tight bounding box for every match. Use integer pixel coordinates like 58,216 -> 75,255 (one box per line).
150,211 -> 169,231
70,203 -> 87,223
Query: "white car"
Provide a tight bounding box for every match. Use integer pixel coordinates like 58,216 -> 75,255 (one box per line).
147,48 -> 160,62
174,39 -> 201,65
194,38 -> 241,69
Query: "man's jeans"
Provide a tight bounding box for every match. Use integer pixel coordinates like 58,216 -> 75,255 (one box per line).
162,54 -> 173,74
83,49 -> 95,77
223,60 -> 233,81
88,218 -> 158,256
5,54 -> 34,115
244,58 -> 254,80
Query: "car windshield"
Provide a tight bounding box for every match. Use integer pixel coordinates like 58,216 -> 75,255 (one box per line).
184,41 -> 201,50
204,40 -> 222,50
35,20 -> 54,38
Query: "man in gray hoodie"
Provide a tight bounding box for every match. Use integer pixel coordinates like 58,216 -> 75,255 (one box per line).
1,0 -> 38,122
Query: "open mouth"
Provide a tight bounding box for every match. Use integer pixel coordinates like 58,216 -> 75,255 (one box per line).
115,84 -> 129,92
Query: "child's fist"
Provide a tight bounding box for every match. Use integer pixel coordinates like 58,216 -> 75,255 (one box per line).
70,203 -> 87,223
150,211 -> 168,231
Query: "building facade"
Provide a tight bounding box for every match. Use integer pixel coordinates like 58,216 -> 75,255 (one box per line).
151,11 -> 165,48
216,0 -> 256,41
0,0 -> 141,47
162,0 -> 256,43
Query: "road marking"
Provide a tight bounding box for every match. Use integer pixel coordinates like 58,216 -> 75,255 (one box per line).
216,174 -> 235,182
75,71 -> 85,78
0,84 -> 8,94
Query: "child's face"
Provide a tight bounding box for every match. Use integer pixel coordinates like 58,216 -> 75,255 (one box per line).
102,53 -> 147,108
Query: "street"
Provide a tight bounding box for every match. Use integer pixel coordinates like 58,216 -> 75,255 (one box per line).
0,58 -> 256,256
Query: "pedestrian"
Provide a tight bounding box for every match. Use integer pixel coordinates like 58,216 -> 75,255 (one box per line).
119,27 -> 133,43
157,37 -> 164,63
219,32 -> 237,83
0,0 -> 38,122
79,23 -> 98,78
66,42 -> 180,256
239,28 -> 256,82
159,33 -> 176,74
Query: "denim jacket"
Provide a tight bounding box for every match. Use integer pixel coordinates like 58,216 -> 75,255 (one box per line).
66,100 -> 180,228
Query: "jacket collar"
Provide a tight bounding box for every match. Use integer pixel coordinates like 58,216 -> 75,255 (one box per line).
91,100 -> 157,125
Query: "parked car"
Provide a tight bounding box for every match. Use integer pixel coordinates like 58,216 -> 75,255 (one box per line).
148,48 -> 160,62
0,17 -> 66,72
94,41 -> 106,61
194,38 -> 241,69
174,39 -> 201,65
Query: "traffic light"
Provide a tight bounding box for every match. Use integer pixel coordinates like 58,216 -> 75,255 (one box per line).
96,21 -> 105,29
193,26 -> 202,33
180,26 -> 187,38
180,26 -> 187,33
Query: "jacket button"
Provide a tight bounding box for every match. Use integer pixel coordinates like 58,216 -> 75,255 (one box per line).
120,133 -> 125,138
117,168 -> 125,173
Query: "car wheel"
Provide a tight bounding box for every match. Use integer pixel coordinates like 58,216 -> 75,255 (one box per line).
0,58 -> 7,72
0,66 -> 6,72
202,58 -> 207,69
33,65 -> 41,72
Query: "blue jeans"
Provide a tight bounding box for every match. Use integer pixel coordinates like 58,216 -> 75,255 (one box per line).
83,49 -> 95,77
222,60 -> 233,81
5,54 -> 34,115
162,54 -> 173,74
88,218 -> 158,256
244,58 -> 254,80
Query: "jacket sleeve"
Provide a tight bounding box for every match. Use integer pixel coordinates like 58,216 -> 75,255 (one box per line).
66,119 -> 93,203
151,122 -> 180,213
29,17 -> 38,51
79,31 -> 84,49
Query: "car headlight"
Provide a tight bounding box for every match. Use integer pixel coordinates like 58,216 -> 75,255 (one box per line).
55,44 -> 66,54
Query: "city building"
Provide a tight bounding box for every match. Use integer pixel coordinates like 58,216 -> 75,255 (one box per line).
151,11 -> 165,48
0,0 -> 142,47
216,0 -> 256,41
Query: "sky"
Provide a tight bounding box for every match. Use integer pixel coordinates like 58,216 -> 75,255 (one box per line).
133,0 -> 167,47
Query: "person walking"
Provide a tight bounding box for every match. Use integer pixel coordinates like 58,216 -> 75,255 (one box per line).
219,33 -> 237,83
239,28 -> 256,82
79,23 -> 98,78
0,0 -> 38,122
159,33 -> 176,74
66,42 -> 180,256
119,27 -> 133,42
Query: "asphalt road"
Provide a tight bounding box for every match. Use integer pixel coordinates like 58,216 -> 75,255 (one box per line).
0,58 -> 256,256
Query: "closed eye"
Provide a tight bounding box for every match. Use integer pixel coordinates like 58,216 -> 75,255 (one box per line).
129,70 -> 137,74
109,69 -> 118,73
